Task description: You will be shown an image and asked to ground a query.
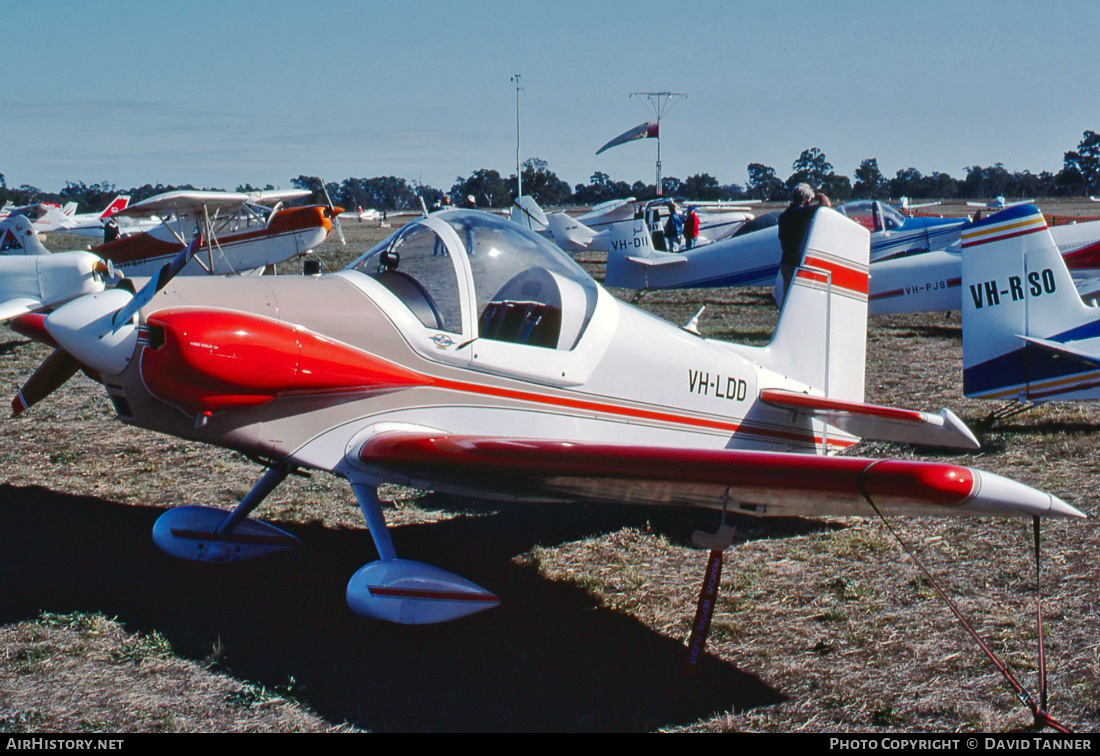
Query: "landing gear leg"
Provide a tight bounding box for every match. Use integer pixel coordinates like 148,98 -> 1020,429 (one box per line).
684,493 -> 739,673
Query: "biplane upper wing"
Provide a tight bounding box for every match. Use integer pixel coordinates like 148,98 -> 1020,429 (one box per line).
117,189 -> 312,218
357,432 -> 1081,520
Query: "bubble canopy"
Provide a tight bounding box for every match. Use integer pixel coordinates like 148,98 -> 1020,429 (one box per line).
348,210 -> 599,351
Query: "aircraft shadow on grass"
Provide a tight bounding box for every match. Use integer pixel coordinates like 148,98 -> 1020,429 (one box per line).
0,485 -> 843,732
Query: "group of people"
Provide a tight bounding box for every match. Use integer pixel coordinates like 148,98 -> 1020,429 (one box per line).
661,181 -> 831,307
661,203 -> 701,252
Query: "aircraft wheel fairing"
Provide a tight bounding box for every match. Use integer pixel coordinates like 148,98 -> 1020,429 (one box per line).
152,505 -> 300,562
346,558 -> 500,624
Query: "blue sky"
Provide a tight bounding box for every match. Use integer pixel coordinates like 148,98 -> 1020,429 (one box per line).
3,0 -> 1099,196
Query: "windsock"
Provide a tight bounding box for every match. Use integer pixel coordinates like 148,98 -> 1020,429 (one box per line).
596,121 -> 659,155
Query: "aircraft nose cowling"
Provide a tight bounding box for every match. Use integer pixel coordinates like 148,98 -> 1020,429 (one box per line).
139,308 -> 430,415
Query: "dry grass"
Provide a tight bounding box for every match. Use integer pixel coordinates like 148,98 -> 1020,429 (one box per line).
1,202 -> 1097,732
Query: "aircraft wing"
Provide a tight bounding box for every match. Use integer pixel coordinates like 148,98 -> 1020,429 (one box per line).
0,297 -> 42,322
356,433 -> 1080,519
1016,335 -> 1100,369
118,189 -> 312,218
759,389 -> 980,449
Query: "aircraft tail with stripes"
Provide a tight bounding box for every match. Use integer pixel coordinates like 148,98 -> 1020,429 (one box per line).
739,207 -> 871,403
962,204 -> 1100,402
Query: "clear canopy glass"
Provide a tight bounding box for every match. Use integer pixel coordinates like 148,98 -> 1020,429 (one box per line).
835,200 -> 906,232
350,210 -> 599,350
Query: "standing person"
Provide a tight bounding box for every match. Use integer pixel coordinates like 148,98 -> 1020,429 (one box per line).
684,206 -> 700,250
663,203 -> 684,252
777,183 -> 831,304
103,216 -> 121,243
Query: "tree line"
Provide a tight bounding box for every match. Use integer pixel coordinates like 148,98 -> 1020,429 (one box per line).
5,131 -> 1099,213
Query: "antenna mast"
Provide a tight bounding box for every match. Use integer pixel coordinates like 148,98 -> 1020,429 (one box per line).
511,74 -> 523,198
630,91 -> 686,196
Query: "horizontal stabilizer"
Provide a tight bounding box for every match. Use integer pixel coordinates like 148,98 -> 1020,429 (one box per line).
0,297 -> 42,323
627,252 -> 687,267
759,389 -> 980,449
1016,335 -> 1100,368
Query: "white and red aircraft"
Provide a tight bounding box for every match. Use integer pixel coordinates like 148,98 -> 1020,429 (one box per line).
8,207 -> 1081,632
0,200 -> 78,234
341,205 -> 382,223
57,195 -> 134,238
98,189 -> 338,277
0,215 -> 114,322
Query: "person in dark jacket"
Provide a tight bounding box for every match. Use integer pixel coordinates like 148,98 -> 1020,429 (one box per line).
663,203 -> 684,252
777,183 -> 831,303
103,216 -> 121,243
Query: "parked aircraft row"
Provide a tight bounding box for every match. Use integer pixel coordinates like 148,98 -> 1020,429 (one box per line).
533,196 -> 1100,317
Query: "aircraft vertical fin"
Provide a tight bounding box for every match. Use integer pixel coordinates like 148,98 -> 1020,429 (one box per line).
754,208 -> 871,402
961,205 -> 1097,400
605,217 -> 657,288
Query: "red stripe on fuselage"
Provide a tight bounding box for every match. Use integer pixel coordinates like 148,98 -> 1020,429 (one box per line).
1062,238 -> 1100,272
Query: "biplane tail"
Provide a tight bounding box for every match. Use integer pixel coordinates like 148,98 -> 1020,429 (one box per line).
961,204 -> 1100,402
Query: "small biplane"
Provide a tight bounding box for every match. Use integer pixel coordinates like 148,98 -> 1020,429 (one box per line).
9,207 -> 1081,632
98,189 -> 338,277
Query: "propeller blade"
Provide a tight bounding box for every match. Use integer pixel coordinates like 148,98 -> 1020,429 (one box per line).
112,233 -> 202,330
333,213 -> 346,245
12,348 -> 81,416
319,181 -> 346,245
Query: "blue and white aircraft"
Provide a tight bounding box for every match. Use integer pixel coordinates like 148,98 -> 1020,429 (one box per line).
961,204 -> 1100,405
605,200 -> 972,312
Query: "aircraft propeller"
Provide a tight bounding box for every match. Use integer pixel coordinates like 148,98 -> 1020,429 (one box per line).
319,181 -> 346,246
11,236 -> 202,416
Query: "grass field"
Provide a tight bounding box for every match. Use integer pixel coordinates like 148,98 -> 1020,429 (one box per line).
0,201 -> 1097,733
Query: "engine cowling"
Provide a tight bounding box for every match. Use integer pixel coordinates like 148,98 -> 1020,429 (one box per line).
140,308 -> 430,415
